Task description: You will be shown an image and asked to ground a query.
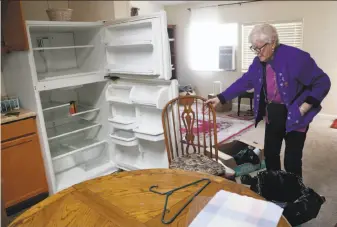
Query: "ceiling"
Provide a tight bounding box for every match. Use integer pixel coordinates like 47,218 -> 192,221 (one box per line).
152,1 -> 190,6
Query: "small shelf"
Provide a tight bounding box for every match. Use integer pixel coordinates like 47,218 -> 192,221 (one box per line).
42,101 -> 70,111
110,130 -> 138,147
105,84 -> 133,104
106,66 -> 155,75
106,40 -> 153,47
33,45 -> 95,51
133,127 -> 164,142
71,105 -> 100,117
108,116 -> 136,130
42,101 -> 100,116
129,86 -> 169,109
47,119 -> 101,141
51,139 -> 107,161
38,69 -> 102,82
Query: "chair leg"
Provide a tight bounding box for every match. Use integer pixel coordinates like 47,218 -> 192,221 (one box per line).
250,97 -> 253,111
237,96 -> 241,116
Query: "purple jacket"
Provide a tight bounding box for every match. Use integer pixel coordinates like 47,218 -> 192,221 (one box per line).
218,44 -> 331,132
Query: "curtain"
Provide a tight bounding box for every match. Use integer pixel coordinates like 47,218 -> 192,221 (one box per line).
188,6 -> 221,71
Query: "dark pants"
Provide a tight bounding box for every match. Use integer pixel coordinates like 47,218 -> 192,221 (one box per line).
264,103 -> 307,177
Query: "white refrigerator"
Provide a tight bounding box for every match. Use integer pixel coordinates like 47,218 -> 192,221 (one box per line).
3,11 -> 178,194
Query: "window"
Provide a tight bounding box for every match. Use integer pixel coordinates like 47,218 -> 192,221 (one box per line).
189,23 -> 238,71
241,21 -> 303,72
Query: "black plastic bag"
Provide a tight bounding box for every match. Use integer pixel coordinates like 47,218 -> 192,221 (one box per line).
233,147 -> 260,165
248,170 -> 325,226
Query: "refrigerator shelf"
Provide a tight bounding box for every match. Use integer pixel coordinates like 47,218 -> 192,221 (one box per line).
33,44 -> 95,51
110,130 -> 138,147
47,119 -> 101,141
42,101 -> 100,116
37,69 -> 102,82
71,105 -> 100,117
51,139 -> 107,161
42,101 -> 70,111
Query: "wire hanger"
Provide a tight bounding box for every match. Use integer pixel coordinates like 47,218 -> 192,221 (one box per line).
149,178 -> 211,224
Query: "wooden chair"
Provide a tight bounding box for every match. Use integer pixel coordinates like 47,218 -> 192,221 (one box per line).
162,95 -> 228,177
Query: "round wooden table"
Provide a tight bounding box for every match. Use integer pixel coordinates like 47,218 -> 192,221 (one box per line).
10,169 -> 290,227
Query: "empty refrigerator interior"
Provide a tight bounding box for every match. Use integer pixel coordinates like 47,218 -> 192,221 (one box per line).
39,81 -> 116,191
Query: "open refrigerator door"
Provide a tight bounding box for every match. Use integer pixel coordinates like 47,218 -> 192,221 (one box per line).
25,11 -> 177,193
103,11 -> 178,171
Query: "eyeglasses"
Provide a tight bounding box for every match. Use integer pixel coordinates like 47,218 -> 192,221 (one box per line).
250,43 -> 268,54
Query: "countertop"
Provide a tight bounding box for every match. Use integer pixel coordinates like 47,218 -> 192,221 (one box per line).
1,109 -> 36,124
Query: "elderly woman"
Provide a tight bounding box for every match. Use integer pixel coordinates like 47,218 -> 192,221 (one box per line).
207,24 -> 331,177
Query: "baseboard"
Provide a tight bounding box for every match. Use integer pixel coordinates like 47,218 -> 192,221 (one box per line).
6,192 -> 49,216
232,103 -> 251,109
316,113 -> 337,121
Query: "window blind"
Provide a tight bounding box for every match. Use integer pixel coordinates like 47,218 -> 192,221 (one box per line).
241,21 -> 303,72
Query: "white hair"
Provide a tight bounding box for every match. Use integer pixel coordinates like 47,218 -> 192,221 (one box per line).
249,23 -> 279,45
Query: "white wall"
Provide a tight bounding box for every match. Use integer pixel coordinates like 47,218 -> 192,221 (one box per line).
130,1 -> 164,15
1,72 -> 7,96
165,1 -> 337,116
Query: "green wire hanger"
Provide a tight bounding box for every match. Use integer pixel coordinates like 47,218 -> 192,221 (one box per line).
149,178 -> 211,224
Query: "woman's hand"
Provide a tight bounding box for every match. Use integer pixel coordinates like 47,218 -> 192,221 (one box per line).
299,103 -> 313,116
205,97 -> 220,108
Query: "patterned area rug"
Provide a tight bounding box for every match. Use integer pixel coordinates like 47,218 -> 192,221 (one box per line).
227,112 -> 255,121
179,106 -> 254,145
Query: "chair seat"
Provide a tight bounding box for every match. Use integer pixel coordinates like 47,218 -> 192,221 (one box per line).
169,153 -> 226,176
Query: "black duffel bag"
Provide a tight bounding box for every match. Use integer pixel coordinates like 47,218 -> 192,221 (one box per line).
245,170 -> 325,226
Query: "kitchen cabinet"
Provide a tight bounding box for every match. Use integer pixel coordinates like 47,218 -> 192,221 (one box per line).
1,0 -> 29,52
1,117 -> 49,211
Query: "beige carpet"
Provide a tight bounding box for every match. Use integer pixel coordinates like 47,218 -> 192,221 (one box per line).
235,114 -> 337,227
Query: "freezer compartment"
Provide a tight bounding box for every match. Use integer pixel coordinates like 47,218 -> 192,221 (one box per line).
29,24 -> 104,81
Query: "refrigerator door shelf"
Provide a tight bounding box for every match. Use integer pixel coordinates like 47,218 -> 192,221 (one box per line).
105,40 -> 153,48
106,64 -> 155,76
108,116 -> 136,130
109,130 -> 138,147
133,127 -> 164,142
130,86 -> 169,109
105,84 -> 133,104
